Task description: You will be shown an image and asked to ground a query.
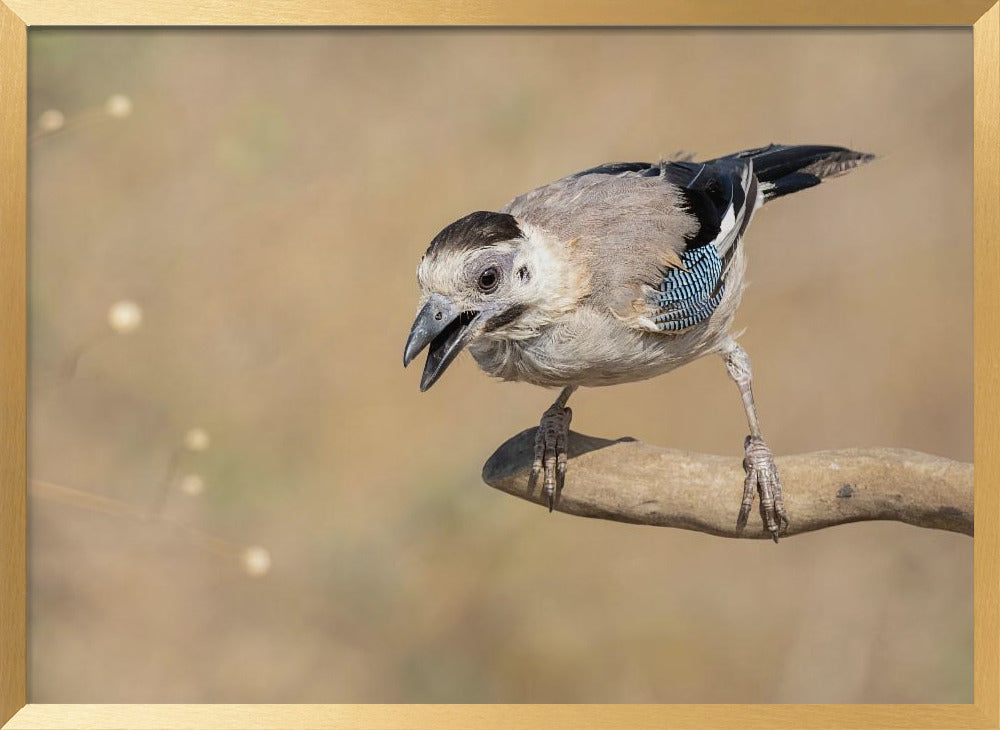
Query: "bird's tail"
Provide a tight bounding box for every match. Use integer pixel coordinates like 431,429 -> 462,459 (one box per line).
725,144 -> 875,203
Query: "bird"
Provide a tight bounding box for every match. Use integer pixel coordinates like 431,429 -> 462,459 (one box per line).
403,144 -> 874,541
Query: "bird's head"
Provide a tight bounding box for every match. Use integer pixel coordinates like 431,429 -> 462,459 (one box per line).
403,210 -> 561,391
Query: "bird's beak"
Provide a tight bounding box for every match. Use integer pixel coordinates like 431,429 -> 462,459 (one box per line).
403,294 -> 482,391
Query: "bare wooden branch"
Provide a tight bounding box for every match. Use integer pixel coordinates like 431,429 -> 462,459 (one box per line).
482,429 -> 973,538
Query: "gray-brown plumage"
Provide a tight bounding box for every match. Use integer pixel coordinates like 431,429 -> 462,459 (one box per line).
404,144 -> 874,540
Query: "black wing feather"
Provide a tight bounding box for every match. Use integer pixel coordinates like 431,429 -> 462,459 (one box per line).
663,160 -> 746,250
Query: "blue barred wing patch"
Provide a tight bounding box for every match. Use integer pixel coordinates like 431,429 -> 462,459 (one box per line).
650,246 -> 725,332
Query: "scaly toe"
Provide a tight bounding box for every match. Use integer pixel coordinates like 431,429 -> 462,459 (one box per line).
740,436 -> 788,540
533,404 -> 572,512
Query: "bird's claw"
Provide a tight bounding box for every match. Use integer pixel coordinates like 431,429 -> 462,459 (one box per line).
529,403 -> 572,511
738,435 -> 789,541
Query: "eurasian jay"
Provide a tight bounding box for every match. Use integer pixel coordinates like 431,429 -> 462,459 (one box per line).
404,144 -> 873,541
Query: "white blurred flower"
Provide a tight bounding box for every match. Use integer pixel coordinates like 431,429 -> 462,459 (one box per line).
184,428 -> 210,452
38,109 -> 65,132
242,546 -> 272,576
105,93 -> 133,118
107,300 -> 143,334
179,474 -> 205,496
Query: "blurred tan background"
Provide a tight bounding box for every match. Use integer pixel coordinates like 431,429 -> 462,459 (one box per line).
27,29 -> 972,703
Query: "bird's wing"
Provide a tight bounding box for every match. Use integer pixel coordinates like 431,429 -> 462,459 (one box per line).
641,157 -> 760,332
501,158 -> 758,329
626,144 -> 870,333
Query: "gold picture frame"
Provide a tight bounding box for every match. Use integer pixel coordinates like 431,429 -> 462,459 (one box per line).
1,1 -> 997,727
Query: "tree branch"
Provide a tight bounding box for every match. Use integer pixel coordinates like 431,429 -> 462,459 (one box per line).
482,429 -> 973,538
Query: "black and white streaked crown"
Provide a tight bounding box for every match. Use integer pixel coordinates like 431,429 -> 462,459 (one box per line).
425,211 -> 523,258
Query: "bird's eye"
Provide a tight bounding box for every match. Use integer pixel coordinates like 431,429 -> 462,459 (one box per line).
478,266 -> 500,294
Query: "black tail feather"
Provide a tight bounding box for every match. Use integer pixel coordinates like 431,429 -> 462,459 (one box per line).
760,171 -> 822,199
722,144 -> 874,202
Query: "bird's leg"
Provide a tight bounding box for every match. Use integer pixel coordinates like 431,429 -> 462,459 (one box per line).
720,338 -> 788,541
530,385 -> 577,512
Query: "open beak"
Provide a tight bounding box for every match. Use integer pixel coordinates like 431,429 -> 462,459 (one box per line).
403,294 -> 481,391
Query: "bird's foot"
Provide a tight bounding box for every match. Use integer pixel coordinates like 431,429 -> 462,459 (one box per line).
738,435 -> 789,542
529,402 -> 573,512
